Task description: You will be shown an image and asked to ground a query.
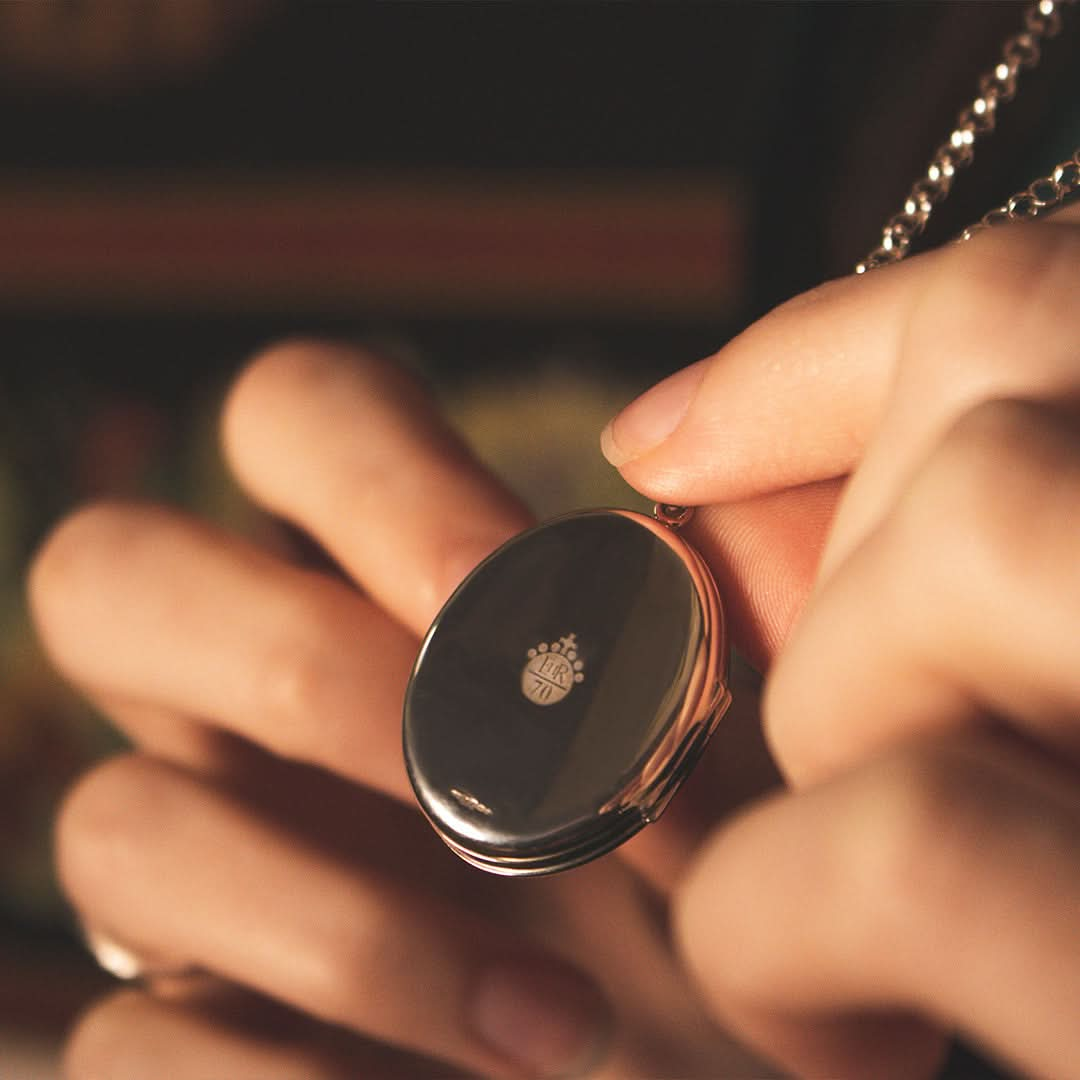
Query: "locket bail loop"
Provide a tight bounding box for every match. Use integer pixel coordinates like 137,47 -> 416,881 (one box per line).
654,503 -> 693,529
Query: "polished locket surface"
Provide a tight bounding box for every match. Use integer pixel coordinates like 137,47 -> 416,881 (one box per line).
403,509 -> 729,875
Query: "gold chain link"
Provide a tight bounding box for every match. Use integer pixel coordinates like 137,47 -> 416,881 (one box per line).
857,0 -> 1079,273
954,148 -> 1080,241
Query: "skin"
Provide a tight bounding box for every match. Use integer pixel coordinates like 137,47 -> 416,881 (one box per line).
33,349 -> 765,1079
31,203 -> 1080,1078
613,205 -> 1080,1078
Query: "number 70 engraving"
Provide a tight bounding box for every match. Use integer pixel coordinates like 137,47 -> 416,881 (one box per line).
521,634 -> 585,706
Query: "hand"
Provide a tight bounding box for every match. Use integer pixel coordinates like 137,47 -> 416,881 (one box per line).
604,205 -> 1080,1078
31,344 -> 764,1079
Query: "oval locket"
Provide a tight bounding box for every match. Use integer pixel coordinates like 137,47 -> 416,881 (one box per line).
403,508 -> 729,876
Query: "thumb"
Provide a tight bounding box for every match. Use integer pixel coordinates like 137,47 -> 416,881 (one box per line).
600,259 -> 929,506
598,258 -> 931,664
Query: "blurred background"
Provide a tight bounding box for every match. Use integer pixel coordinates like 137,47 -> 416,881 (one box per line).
0,2 -> 1076,1076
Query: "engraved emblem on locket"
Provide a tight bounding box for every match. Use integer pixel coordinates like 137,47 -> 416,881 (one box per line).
521,633 -> 585,705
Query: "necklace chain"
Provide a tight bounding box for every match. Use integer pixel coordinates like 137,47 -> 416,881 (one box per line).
656,0 -> 1079,528
857,0 -> 1079,273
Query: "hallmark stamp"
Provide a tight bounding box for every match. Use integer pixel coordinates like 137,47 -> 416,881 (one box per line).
449,787 -> 493,815
521,634 -> 585,706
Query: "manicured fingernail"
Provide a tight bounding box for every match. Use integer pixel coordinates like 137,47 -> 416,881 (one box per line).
469,959 -> 613,1079
600,359 -> 708,468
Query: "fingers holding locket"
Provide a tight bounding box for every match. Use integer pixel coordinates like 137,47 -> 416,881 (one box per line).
57,753 -> 613,1080
765,395 -> 1080,787
673,729 -> 1080,1080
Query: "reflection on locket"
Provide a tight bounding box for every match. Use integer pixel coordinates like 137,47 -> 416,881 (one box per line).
403,508 -> 730,875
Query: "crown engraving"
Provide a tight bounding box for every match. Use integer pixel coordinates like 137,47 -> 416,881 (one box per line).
521,633 -> 585,706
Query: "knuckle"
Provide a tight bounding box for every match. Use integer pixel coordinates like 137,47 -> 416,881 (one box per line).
252,593 -> 341,739
933,220 -> 1080,322
911,224 -> 1080,391
302,886 -> 397,1029
256,636 -> 330,741
247,580 -> 401,768
900,398 -> 1059,598
251,602 -> 385,772
845,744 -> 995,945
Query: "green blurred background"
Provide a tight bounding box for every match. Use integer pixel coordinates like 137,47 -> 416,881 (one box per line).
0,3 -> 1076,1075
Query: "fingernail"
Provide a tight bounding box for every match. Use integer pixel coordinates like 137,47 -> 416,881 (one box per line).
600,359 -> 708,468
469,959 -> 613,1079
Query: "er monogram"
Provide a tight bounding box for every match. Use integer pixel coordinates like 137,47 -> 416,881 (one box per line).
521,634 -> 585,705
